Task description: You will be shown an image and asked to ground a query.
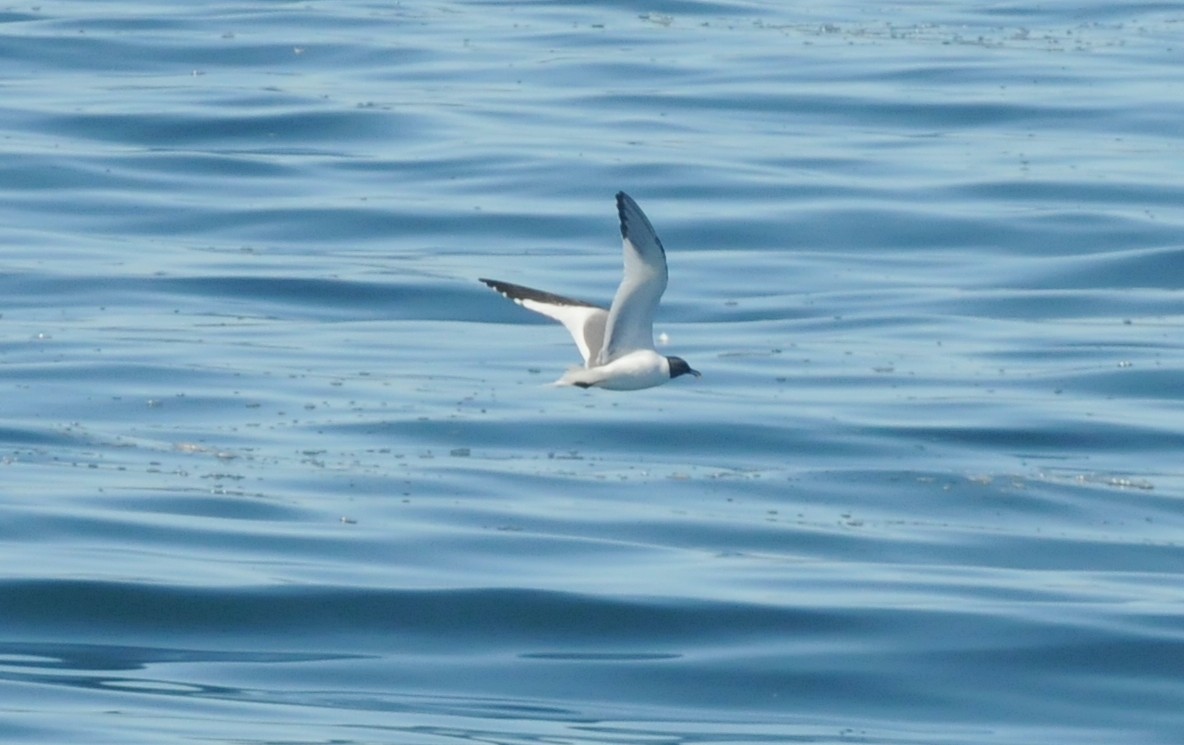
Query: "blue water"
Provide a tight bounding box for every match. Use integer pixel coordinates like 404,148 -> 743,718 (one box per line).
3,2 -> 1184,743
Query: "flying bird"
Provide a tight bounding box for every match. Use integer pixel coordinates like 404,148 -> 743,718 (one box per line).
480,192 -> 699,390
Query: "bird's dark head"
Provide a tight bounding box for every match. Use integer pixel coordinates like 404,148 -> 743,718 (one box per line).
666,356 -> 701,381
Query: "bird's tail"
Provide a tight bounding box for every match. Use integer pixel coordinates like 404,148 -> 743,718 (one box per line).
552,366 -> 596,389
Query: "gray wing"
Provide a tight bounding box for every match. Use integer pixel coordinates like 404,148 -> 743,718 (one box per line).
596,192 -> 668,365
480,278 -> 608,366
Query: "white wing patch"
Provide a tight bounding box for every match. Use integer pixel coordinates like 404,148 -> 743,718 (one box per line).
597,192 -> 669,364
479,278 -> 608,366
517,297 -> 607,366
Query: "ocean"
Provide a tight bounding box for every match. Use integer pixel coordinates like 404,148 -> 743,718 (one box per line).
2,2 -> 1183,743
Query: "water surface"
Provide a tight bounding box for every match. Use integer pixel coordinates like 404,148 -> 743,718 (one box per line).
2,2 -> 1183,743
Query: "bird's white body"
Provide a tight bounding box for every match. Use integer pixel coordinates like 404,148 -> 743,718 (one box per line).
555,350 -> 672,391
480,192 -> 698,391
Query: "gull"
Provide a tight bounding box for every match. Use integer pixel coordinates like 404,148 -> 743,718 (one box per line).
480,191 -> 700,391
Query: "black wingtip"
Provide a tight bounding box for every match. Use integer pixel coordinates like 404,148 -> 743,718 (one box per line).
479,277 -> 603,310
478,277 -> 505,295
615,191 -> 631,239
615,191 -> 665,256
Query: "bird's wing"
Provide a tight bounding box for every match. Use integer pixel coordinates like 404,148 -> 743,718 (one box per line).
479,278 -> 608,366
597,192 -> 668,365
